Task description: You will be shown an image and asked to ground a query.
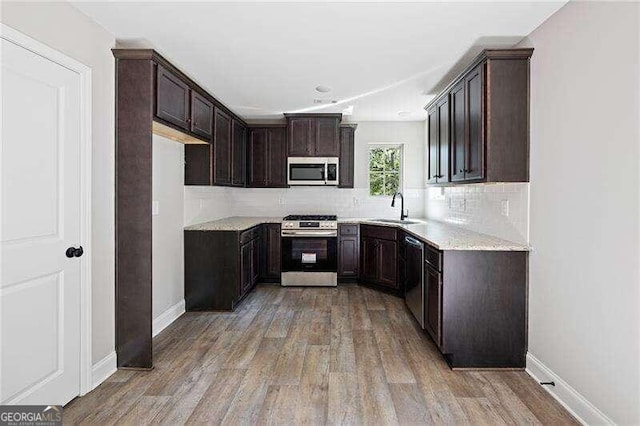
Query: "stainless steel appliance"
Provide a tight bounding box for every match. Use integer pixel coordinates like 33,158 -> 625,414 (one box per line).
281,215 -> 338,286
287,157 -> 339,186
404,235 -> 425,328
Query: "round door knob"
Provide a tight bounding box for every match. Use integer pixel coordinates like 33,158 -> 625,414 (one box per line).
66,246 -> 84,258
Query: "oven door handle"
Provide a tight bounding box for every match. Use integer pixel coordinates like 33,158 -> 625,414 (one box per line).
281,230 -> 337,237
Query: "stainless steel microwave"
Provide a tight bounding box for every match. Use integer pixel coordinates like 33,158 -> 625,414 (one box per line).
287,157 -> 339,186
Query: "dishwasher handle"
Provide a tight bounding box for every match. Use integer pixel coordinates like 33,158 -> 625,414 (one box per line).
405,235 -> 423,248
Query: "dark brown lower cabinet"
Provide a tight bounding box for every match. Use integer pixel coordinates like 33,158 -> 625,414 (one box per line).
185,226 -> 262,311
262,224 -> 281,281
338,224 -> 359,279
422,249 -> 527,369
424,263 -> 442,348
359,225 -> 398,291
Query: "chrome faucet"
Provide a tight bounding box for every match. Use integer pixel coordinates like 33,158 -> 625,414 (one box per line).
391,192 -> 409,221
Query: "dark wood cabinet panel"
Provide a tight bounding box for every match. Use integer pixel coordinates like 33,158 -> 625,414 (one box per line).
156,65 -> 190,130
265,224 -> 281,278
360,237 -> 378,282
315,117 -> 340,157
240,240 -> 252,297
427,107 -> 438,184
248,128 -> 268,187
338,224 -> 359,278
288,117 -> 314,156
377,240 -> 398,288
339,126 -> 356,188
465,64 -> 485,181
213,108 -> 232,185
231,120 -> 246,187
450,82 -> 466,183
268,127 -> 287,187
425,264 -> 442,348
190,91 -> 213,139
436,96 -> 450,184
424,49 -> 532,185
184,144 -> 211,186
286,114 -> 342,158
248,127 -> 287,188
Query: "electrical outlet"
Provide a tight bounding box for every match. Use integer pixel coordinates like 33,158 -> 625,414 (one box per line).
501,200 -> 509,217
278,196 -> 285,205
152,201 -> 159,216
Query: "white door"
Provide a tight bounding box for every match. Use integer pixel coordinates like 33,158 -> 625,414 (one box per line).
1,34 -> 83,405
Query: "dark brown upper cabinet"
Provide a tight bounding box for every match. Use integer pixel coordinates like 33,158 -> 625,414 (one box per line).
339,125 -> 356,188
248,127 -> 287,188
156,65 -> 190,130
425,48 -> 533,184
190,91 -> 213,140
185,145 -> 211,186
231,119 -> 247,187
213,108 -> 232,185
285,114 -> 341,157
426,96 -> 450,184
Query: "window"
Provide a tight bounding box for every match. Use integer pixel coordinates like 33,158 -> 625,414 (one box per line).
369,145 -> 402,196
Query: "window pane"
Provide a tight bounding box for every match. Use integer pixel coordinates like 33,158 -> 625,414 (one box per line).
369,148 -> 385,171
385,148 -> 400,171
370,172 -> 384,196
384,172 -> 399,195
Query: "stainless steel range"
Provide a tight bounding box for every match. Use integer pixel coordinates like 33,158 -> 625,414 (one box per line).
281,215 -> 338,287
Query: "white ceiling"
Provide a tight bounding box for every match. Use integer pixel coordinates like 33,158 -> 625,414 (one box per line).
72,1 -> 567,122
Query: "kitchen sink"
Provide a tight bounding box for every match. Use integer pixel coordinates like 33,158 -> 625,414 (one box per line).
372,219 -> 422,225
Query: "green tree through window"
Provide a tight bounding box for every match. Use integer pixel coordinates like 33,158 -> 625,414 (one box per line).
369,146 -> 402,196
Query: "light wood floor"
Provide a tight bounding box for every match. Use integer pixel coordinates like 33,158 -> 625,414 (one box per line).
65,284 -> 577,425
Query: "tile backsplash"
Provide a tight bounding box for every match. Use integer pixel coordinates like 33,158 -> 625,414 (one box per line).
424,183 -> 529,244
184,186 -> 425,226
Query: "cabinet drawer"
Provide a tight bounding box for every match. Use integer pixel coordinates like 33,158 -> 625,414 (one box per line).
339,224 -> 358,236
425,244 -> 442,271
361,224 -> 397,241
240,226 -> 260,245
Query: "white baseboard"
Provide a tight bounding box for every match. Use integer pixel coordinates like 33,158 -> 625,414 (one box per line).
525,352 -> 614,425
91,351 -> 117,390
152,299 -> 185,337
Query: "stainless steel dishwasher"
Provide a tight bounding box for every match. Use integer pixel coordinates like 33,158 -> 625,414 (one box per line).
404,235 -> 424,328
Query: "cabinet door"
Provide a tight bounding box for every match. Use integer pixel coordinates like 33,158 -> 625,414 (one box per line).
156,65 -> 190,130
190,91 -> 213,139
465,64 -> 485,181
315,117 -> 339,157
266,224 -> 281,278
240,242 -> 252,297
436,96 -> 450,184
450,82 -> 466,182
184,144 -> 211,185
427,107 -> 439,184
251,238 -> 260,286
338,237 -> 359,277
425,264 -> 442,348
288,117 -> 314,156
231,120 -> 246,187
339,126 -> 355,188
377,240 -> 398,288
213,108 -> 232,185
360,237 -> 378,282
248,128 -> 268,187
267,127 -> 287,187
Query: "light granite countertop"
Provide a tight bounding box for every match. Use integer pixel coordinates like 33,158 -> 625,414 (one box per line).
185,216 -> 530,251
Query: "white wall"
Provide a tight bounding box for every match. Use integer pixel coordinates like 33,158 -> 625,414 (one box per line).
152,136 -> 184,321
1,2 -> 116,365
425,183 -> 529,244
518,2 -> 640,424
185,121 -> 425,224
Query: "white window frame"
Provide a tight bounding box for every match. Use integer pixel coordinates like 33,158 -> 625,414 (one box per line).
367,143 -> 404,198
